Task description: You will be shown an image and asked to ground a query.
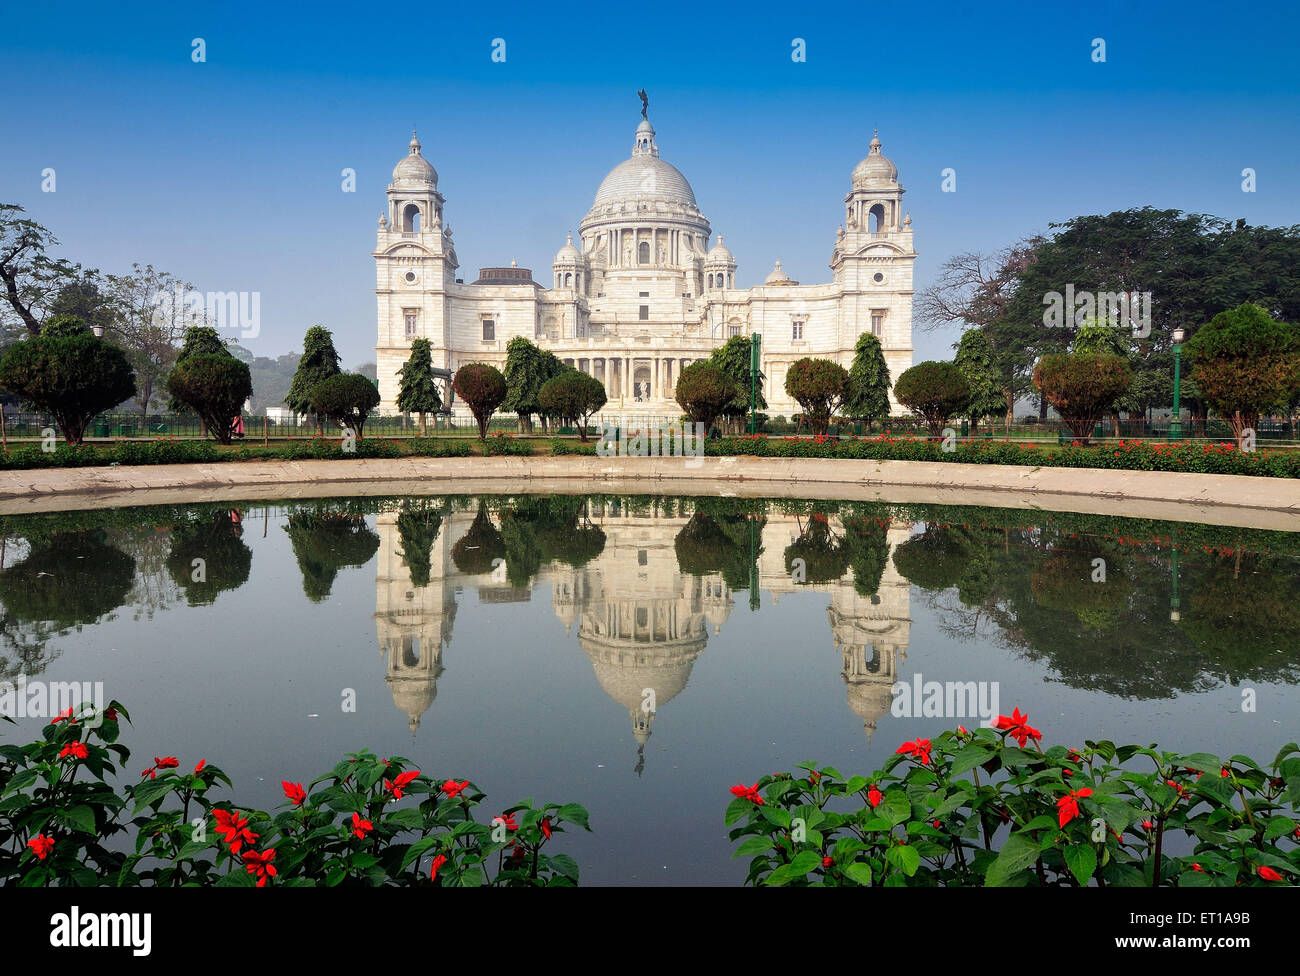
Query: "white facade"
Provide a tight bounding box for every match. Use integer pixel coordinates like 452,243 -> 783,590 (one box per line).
375,116 -> 915,419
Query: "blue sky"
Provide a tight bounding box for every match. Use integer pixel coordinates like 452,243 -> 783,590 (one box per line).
2,0 -> 1297,367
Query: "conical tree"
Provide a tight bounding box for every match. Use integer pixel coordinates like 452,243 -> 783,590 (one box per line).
285,325 -> 341,435
843,331 -> 892,430
396,338 -> 442,435
502,336 -> 546,434
953,329 -> 1006,435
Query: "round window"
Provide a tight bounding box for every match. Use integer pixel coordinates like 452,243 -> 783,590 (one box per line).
873,272 -> 885,283
404,271 -> 417,284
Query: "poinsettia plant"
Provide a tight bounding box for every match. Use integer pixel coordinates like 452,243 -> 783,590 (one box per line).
1,702 -> 590,886
726,709 -> 1300,886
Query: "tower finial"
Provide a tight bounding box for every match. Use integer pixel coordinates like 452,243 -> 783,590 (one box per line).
409,129 -> 421,155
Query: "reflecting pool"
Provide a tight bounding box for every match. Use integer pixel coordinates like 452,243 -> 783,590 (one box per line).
2,495 -> 1297,884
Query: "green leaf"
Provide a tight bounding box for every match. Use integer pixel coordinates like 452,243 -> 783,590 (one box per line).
558,803 -> 590,829
885,844 -> 920,877
878,790 -> 911,827
549,853 -> 579,882
1264,816 -> 1298,841
948,743 -> 993,776
385,808 -> 423,830
1063,844 -> 1097,886
766,850 -> 821,886
986,833 -> 1041,887
56,804 -> 96,835
1270,742 -> 1299,770
724,796 -> 752,827
843,862 -> 873,886
733,836 -> 774,858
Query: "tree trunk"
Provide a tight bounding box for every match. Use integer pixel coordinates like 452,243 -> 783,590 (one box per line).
139,378 -> 152,430
419,411 -> 426,436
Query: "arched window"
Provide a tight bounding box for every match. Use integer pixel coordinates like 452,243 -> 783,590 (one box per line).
402,637 -> 420,668
707,273 -> 714,288
402,203 -> 421,233
868,204 -> 886,233
638,241 -> 650,264
565,272 -> 572,287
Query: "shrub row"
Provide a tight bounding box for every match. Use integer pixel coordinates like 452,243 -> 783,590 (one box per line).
0,437 -> 475,469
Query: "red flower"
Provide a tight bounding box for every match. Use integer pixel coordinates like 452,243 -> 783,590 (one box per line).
384,770 -> 420,800
1142,820 -> 1154,830
1056,787 -> 1093,828
822,856 -> 833,867
441,779 -> 469,799
1191,863 -> 1204,873
895,738 -> 932,765
730,782 -> 764,805
993,708 -> 1042,749
154,756 -> 179,769
282,781 -> 307,806
50,707 -> 76,725
141,767 -> 157,780
193,759 -> 207,775
351,813 -> 373,839
931,820 -> 942,829
867,784 -> 883,808
27,834 -> 54,860
105,707 -> 118,721
213,809 -> 259,855
430,854 -> 448,882
242,848 -> 277,887
59,741 -> 88,761
540,817 -> 552,840
1258,866 -> 1284,882
957,726 -> 968,735
809,771 -> 821,784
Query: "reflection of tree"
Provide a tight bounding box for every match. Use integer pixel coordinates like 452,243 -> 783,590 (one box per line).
0,616 -> 61,681
1030,551 -> 1130,631
284,508 -> 380,602
106,525 -> 182,621
396,500 -> 448,589
840,510 -> 892,597
676,504 -> 764,590
0,531 -> 135,630
450,504 -> 506,577
165,512 -> 252,605
891,526 -> 978,593
783,514 -> 849,584
497,497 -> 606,586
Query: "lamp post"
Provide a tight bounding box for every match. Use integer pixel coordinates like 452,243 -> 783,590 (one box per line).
1169,327 -> 1185,441
749,332 -> 761,435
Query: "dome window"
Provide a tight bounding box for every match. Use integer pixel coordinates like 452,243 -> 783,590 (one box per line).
873,272 -> 885,283
402,204 -> 421,233
868,204 -> 886,233
638,241 -> 651,264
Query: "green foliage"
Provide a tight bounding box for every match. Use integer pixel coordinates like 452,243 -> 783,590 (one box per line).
675,361 -> 737,432
0,702 -> 590,886
396,500 -> 447,589
0,319 -> 137,445
0,530 -> 135,628
1033,353 -> 1133,444
674,511 -> 762,590
843,332 -> 892,426
165,512 -> 252,605
310,373 -> 381,438
538,371 -> 606,440
502,337 -> 565,433
166,354 -> 253,444
453,363 -> 508,441
894,361 -> 969,437
784,358 -> 848,435
953,329 -> 1006,428
285,325 -> 341,422
395,338 -> 442,432
709,334 -> 766,431
450,504 -> 506,576
283,507 -> 380,602
727,724 -> 1300,887
175,326 -> 229,365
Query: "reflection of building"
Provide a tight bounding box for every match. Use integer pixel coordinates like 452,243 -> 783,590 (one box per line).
373,504 -> 911,743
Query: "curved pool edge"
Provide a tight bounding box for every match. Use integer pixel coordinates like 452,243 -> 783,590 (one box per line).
0,455 -> 1297,531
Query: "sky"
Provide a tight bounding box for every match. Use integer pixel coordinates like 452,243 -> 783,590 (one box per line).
2,0 -> 1298,368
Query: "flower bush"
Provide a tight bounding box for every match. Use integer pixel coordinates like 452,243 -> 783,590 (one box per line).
1,703 -> 588,886
484,431 -> 534,456
726,711 -> 1300,886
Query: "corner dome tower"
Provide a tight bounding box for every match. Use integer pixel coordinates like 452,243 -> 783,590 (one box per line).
392,130 -> 437,188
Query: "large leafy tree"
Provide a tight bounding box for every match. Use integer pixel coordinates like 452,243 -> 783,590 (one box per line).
538,371 -> 607,440
310,373 -> 381,439
708,334 -> 766,434
166,353 -> 254,445
0,315 -> 136,445
951,329 -> 1005,434
396,338 -> 442,434
893,361 -> 969,437
0,204 -> 91,336
452,362 -> 507,440
784,357 -> 848,435
1032,353 -> 1133,445
675,361 -> 737,433
842,332 -> 892,428
285,325 -> 341,434
1184,302 -> 1300,449
502,336 -> 548,434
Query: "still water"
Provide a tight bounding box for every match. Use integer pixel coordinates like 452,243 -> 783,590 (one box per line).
2,495 -> 1297,884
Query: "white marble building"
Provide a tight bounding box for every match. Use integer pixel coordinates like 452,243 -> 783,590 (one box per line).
374,112 -> 915,419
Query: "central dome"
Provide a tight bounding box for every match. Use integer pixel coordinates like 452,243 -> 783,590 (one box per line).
590,118 -> 699,210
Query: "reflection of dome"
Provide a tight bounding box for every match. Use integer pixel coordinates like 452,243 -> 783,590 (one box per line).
389,671 -> 441,735
851,130 -> 898,187
392,131 -> 437,186
580,628 -> 707,747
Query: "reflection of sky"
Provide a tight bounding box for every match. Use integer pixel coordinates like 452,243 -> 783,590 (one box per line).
2,502 -> 1296,885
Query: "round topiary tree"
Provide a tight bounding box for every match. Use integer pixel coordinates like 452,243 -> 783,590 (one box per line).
166,353 -> 253,444
0,316 -> 137,445
893,361 -> 970,438
452,362 -> 508,440
396,338 -> 442,435
1184,302 -> 1300,450
785,358 -> 849,435
675,361 -> 737,433
1032,352 -> 1133,445
310,372 -> 381,440
538,371 -> 607,441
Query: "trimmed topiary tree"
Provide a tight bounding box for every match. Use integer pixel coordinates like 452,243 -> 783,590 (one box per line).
843,332 -> 892,430
452,362 -> 507,440
310,373 -> 381,440
953,329 -> 1006,435
0,315 -> 137,445
1184,302 -> 1300,450
166,353 -> 253,444
538,371 -> 607,441
1032,352 -> 1133,445
675,361 -> 737,433
285,325 -> 341,435
785,358 -> 849,435
502,336 -> 549,435
395,338 -> 442,435
894,361 -> 971,438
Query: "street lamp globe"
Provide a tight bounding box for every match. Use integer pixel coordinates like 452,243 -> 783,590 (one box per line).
1172,327 -> 1185,344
